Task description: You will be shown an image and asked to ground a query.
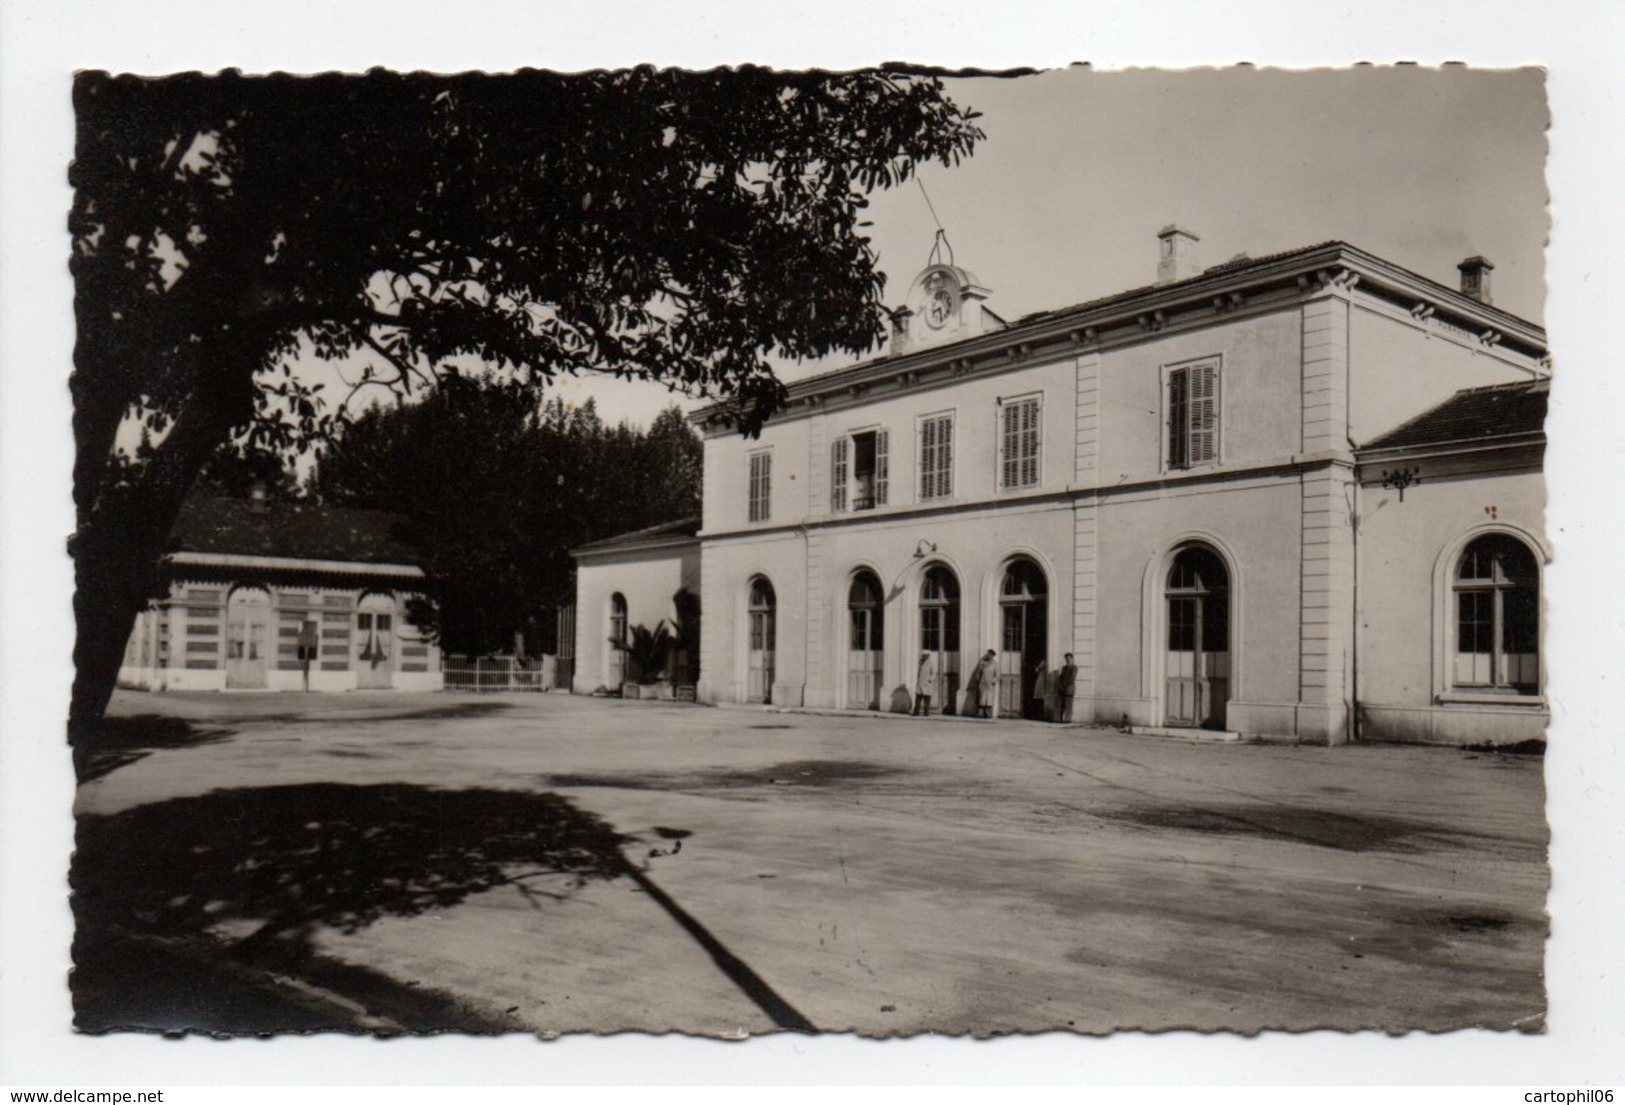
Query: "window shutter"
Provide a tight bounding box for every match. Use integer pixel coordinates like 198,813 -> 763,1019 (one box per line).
875,429 -> 889,505
1021,398 -> 1040,487
920,418 -> 936,499
1000,402 -> 1017,489
920,415 -> 953,500
748,452 -> 772,522
831,436 -> 848,512
1167,368 -> 1190,469
1189,363 -> 1216,464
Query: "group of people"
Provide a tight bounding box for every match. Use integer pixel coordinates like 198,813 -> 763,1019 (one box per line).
911,649 -> 1078,722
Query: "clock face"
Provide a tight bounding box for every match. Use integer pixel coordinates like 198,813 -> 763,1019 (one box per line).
923,278 -> 956,329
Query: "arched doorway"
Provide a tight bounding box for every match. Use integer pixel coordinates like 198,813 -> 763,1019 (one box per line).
999,558 -> 1049,719
225,586 -> 271,689
1165,545 -> 1230,729
356,592 -> 397,689
918,564 -> 961,714
607,592 -> 628,691
846,570 -> 884,709
746,577 -> 776,704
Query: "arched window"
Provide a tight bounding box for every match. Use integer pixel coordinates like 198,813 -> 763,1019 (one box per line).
848,571 -> 884,646
1453,535 -> 1539,693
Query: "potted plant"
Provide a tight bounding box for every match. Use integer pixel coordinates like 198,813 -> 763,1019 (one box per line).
609,621 -> 676,700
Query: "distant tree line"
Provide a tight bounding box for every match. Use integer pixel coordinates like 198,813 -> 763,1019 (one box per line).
300,379 -> 702,657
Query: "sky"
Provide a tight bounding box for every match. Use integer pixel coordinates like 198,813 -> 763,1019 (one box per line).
568,64 -> 1550,427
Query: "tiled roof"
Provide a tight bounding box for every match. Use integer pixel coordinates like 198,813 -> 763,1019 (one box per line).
168,495 -> 423,565
572,516 -> 701,554
1009,241 -> 1343,329
1359,378 -> 1549,452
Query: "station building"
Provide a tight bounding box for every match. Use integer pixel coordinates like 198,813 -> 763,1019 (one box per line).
576,231 -> 1550,745
118,490 -> 443,693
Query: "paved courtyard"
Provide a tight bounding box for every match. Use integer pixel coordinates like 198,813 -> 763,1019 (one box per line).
71,690 -> 1548,1037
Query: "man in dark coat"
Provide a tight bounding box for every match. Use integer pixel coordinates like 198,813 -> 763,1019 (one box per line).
1057,653 -> 1078,723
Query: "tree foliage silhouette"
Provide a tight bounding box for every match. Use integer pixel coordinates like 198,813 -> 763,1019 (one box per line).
68,67 -> 982,730
311,381 -> 702,655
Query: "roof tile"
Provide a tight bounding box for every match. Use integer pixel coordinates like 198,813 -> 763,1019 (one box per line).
1359,378 -> 1549,451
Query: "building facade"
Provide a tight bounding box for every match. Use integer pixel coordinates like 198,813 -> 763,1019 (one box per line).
680,233 -> 1549,745
570,517 -> 702,694
118,494 -> 443,693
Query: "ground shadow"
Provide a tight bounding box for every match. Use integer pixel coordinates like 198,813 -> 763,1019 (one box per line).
73,780 -> 816,1035
547,758 -> 902,793
72,783 -> 635,1034
72,714 -> 237,783
1097,803 -> 1468,853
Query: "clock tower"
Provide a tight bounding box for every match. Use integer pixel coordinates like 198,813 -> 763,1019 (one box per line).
890,262 -> 998,356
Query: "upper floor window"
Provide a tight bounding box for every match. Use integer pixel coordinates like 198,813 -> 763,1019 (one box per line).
747,450 -> 772,522
1167,359 -> 1219,470
999,394 -> 1042,490
919,412 -> 955,501
1453,534 -> 1539,694
831,429 -> 890,512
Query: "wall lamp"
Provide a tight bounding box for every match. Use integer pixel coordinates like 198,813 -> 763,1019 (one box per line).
913,539 -> 938,559
1381,467 -> 1421,502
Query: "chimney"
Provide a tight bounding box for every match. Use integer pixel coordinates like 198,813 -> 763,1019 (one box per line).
1156,225 -> 1201,285
1458,256 -> 1494,305
889,306 -> 913,357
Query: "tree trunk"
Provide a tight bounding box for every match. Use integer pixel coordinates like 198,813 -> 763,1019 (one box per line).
69,553 -> 150,742
69,348 -> 258,740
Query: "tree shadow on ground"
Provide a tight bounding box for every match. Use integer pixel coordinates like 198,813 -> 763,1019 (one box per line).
72,783 -> 637,1034
72,714 -> 238,783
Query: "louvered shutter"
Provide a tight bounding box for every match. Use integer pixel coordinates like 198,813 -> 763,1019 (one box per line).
1189,363 -> 1216,464
1020,398 -> 1040,487
1000,402 -> 1018,489
831,436 -> 848,512
749,452 -> 772,521
875,429 -> 890,505
920,418 -> 936,499
920,415 -> 954,499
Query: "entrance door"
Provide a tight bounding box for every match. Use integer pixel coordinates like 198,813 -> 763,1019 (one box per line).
356,593 -> 396,689
1165,546 -> 1230,729
846,571 -> 884,709
225,587 -> 270,689
918,564 -> 961,713
999,559 -> 1049,718
746,577 -> 776,704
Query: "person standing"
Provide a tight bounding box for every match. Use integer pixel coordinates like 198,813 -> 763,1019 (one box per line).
913,650 -> 939,716
967,648 -> 997,718
1057,653 -> 1078,723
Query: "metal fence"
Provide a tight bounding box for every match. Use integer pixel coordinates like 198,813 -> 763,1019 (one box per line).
443,654 -> 562,693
